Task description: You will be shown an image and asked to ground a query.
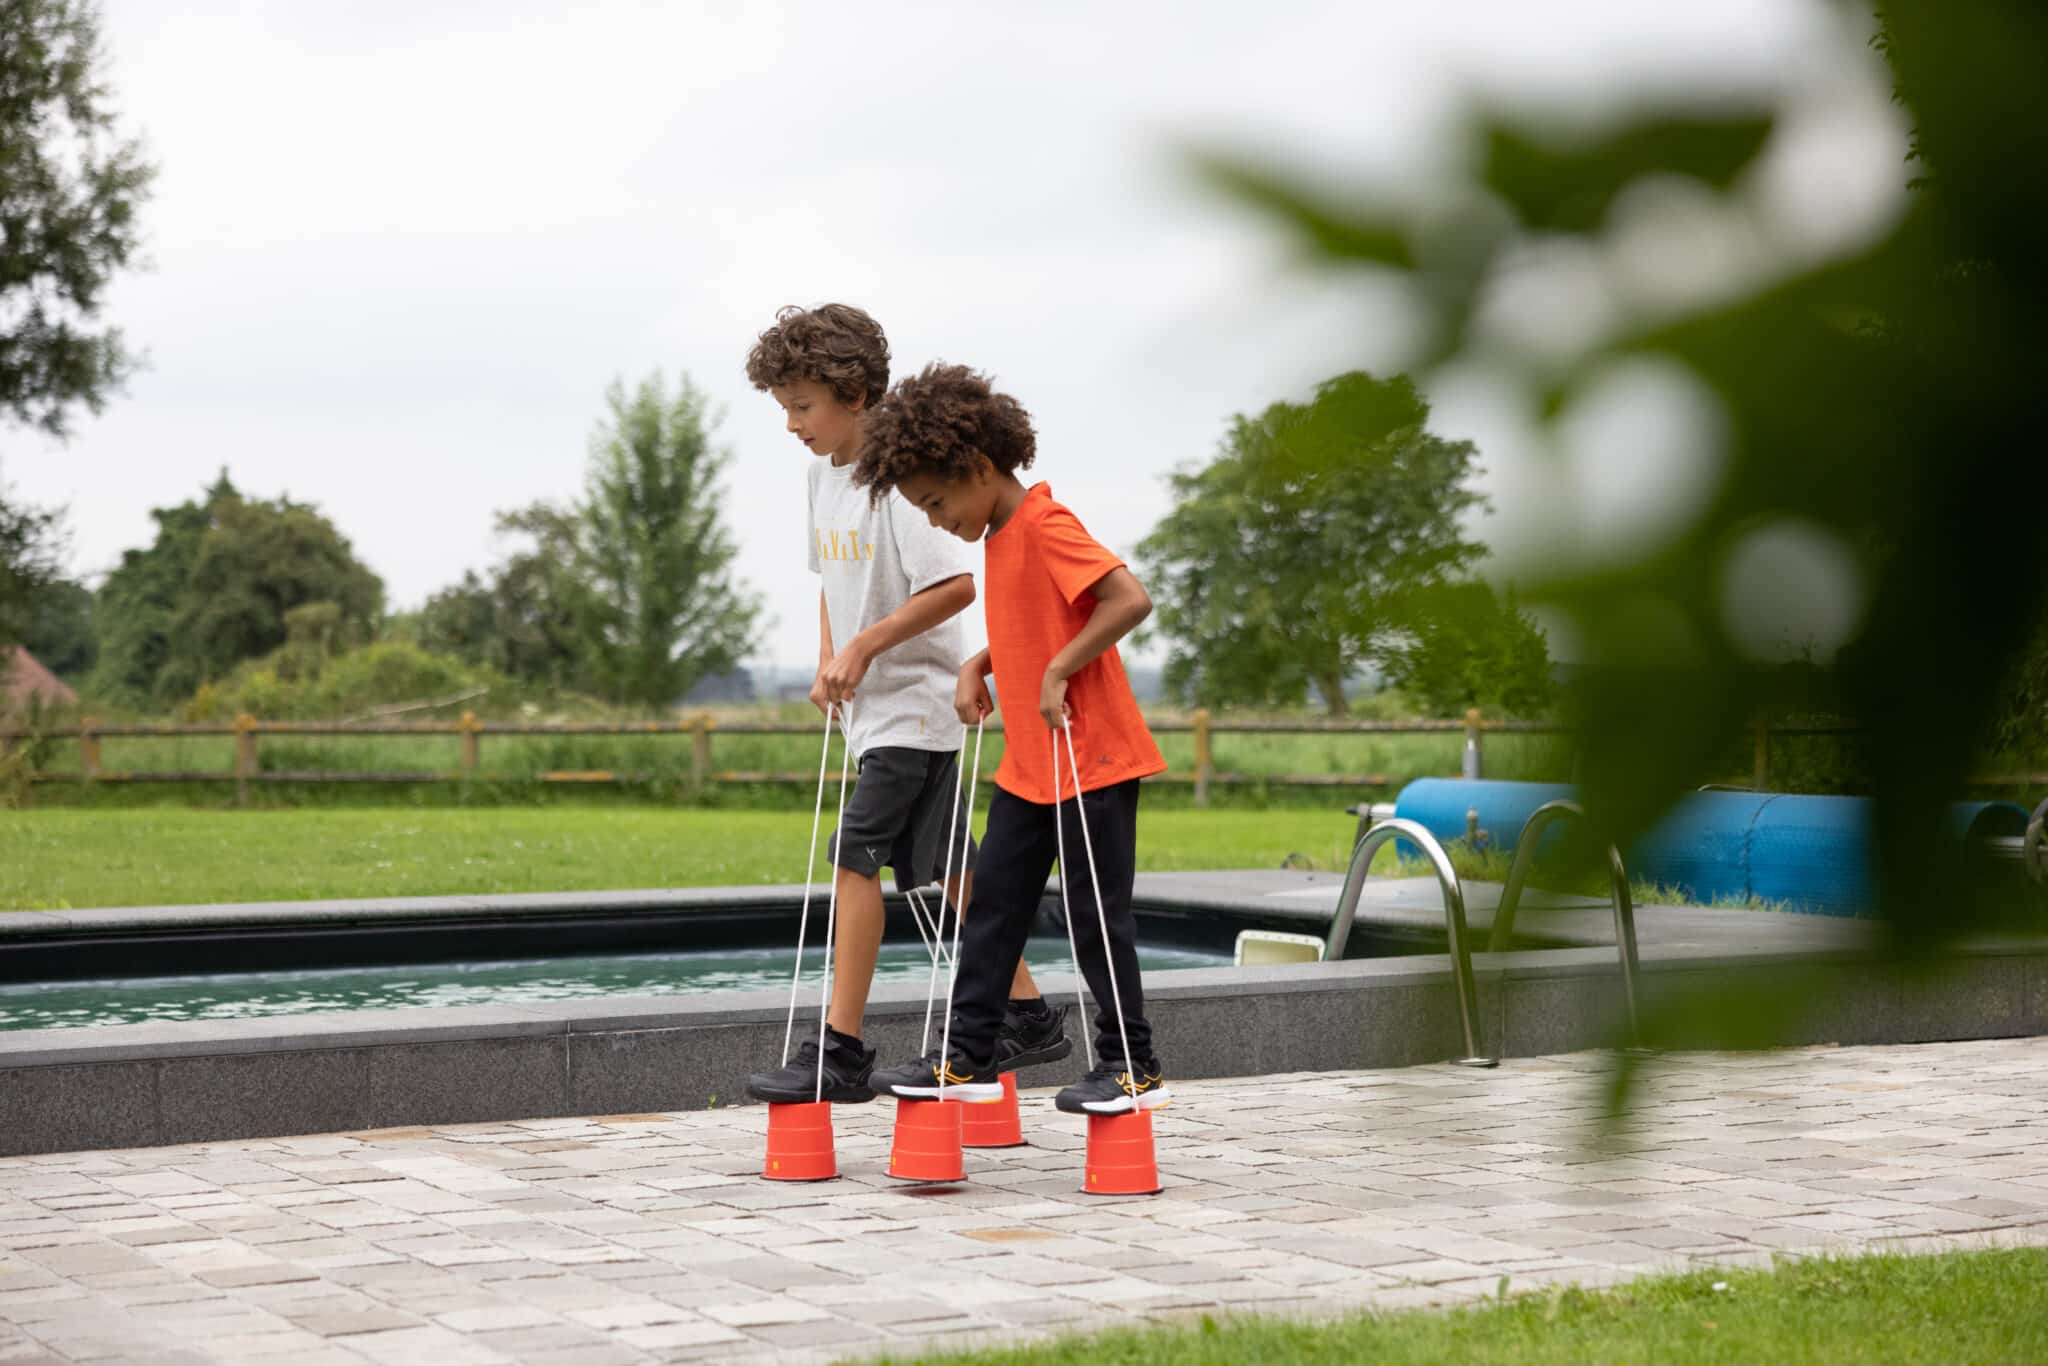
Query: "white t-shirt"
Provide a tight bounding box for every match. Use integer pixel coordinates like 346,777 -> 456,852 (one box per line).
807,458 -> 975,758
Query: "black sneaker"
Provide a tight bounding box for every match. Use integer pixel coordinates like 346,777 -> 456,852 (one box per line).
994,1002 -> 1073,1070
1054,1058 -> 1171,1114
872,1050 -> 1003,1103
746,1035 -> 876,1104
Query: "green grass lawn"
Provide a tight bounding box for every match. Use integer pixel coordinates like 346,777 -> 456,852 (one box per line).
891,1248 -> 2048,1365
1,806 -> 1374,910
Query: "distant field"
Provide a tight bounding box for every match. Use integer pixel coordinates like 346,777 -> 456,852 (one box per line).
1,806 -> 1388,911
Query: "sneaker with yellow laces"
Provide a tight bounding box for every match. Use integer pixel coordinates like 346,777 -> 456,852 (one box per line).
1054,1058 -> 1170,1114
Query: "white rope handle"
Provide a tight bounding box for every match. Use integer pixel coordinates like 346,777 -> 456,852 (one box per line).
779,705 -> 839,1068
1049,728 -> 1094,1071
921,717 -> 976,1056
904,889 -> 952,975
933,715 -> 985,1094
812,708 -> 855,1103
1054,718 -> 1139,1103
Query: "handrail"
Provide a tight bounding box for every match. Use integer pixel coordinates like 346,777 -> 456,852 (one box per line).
1486,799 -> 1643,1046
2027,797 -> 2047,887
1326,818 -> 1496,1068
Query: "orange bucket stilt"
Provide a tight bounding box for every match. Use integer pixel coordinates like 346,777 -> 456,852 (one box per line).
1083,1108 -> 1161,1195
887,1098 -> 965,1182
763,1100 -> 838,1182
961,1072 -> 1026,1149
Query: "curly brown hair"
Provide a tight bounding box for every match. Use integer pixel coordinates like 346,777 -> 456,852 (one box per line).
743,304 -> 890,408
853,363 -> 1037,505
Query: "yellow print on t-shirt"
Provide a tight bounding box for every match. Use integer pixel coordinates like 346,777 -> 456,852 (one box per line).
817,529 -> 875,563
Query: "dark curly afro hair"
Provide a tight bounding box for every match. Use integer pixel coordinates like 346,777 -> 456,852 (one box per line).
852,363 -> 1036,506
743,303 -> 889,409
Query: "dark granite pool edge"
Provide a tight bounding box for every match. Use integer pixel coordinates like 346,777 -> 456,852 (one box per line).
4,938 -> 2044,1158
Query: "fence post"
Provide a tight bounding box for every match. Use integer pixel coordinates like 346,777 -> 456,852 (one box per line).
459,711 -> 481,781
79,716 -> 101,781
234,713 -> 257,808
1752,715 -> 1770,791
691,713 -> 714,793
1462,708 -> 1484,781
1192,707 -> 1213,808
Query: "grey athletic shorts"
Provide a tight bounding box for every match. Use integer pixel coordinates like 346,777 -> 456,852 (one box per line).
827,746 -> 979,891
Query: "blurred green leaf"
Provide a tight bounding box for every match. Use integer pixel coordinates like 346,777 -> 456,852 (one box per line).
1480,110 -> 1774,233
1189,154 -> 1414,268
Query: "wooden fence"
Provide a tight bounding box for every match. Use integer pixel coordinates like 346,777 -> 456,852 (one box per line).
4,710 -> 2042,807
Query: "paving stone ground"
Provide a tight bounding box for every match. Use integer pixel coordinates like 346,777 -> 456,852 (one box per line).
4,1038 -> 2047,1365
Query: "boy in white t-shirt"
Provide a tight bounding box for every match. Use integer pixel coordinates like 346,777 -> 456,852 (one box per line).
741,304 -> 1067,1104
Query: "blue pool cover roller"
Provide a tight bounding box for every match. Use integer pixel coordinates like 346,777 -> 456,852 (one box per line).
1390,778 -> 2029,916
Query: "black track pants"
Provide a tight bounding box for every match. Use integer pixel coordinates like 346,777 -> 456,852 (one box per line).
946,778 -> 1154,1067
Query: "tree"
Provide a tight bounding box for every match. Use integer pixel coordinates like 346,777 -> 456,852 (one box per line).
1,0 -> 155,436
22,576 -> 94,676
90,471 -> 383,703
1137,371 -> 1483,716
415,510 -> 585,688
414,374 -> 764,707
0,482 -> 65,651
163,493 -> 382,697
1380,580 -> 1554,718
569,374 -> 762,708
91,472 -> 236,701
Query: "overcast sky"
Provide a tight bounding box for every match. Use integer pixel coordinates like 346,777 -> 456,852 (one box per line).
8,0 -> 1897,672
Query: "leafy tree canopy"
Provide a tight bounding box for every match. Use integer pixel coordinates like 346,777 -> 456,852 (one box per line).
21,575 -> 93,676
91,471 -> 383,703
1,0 -> 155,436
1137,371 -> 1484,716
89,471 -> 232,701
414,509 -> 587,690
1380,580 -> 1554,719
0,479 -> 65,652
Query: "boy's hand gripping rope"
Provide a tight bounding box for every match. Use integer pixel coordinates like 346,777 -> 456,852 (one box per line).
1053,719 -> 1140,1105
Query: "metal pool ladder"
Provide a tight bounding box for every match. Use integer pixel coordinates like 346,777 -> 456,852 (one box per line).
1325,818 -> 1496,1069
1323,805 -> 1650,1066
1485,798 -> 1645,1048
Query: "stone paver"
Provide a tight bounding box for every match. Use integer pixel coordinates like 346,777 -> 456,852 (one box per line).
4,1039 -> 2047,1363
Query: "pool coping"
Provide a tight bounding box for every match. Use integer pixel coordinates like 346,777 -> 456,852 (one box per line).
3,872 -> 2044,1156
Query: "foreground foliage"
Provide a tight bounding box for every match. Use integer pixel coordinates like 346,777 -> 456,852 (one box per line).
1197,1 -> 2048,1062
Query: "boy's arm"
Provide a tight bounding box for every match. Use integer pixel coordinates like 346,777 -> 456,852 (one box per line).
1039,567 -> 1152,727
955,647 -> 994,723
808,591 -> 834,716
818,574 -> 976,703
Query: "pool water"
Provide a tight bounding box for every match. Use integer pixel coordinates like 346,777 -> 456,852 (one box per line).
0,936 -> 1228,1032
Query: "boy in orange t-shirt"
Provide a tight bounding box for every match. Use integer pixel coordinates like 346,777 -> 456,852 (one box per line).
852,363 -> 1171,1114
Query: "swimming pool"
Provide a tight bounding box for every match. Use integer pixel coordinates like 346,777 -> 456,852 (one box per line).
0,935 -> 1228,1031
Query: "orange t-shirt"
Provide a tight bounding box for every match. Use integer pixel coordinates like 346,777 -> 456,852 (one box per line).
984,482 -> 1166,805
